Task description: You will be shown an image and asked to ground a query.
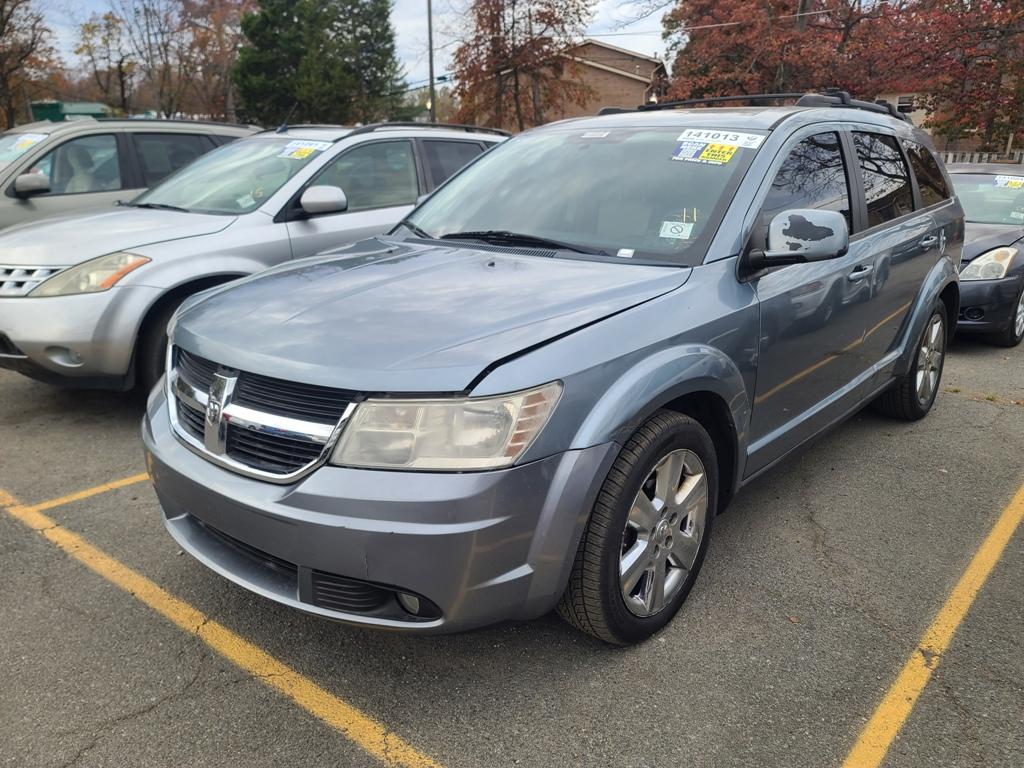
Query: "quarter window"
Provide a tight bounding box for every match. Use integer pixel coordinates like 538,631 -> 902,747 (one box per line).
853,132 -> 915,227
316,141 -> 418,211
29,134 -> 122,195
905,142 -> 950,207
132,133 -> 210,187
422,140 -> 484,188
761,132 -> 852,237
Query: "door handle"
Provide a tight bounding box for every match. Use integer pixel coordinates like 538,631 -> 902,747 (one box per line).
848,265 -> 874,282
919,235 -> 939,248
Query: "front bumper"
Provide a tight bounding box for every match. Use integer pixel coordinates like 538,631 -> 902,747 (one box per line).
956,274 -> 1024,334
0,285 -> 161,387
142,386 -> 617,634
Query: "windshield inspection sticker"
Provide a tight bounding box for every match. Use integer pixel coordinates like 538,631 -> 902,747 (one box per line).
672,140 -> 738,165
678,129 -> 765,149
279,140 -> 332,160
660,221 -> 694,240
995,175 -> 1024,189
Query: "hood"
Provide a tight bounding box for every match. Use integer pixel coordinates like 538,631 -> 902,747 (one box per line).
0,207 -> 236,267
963,222 -> 1024,262
175,240 -> 691,393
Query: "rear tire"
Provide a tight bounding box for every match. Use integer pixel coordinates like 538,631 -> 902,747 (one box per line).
558,410 -> 717,645
872,302 -> 947,421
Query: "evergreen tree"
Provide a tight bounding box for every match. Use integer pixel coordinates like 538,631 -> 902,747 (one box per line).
234,0 -> 405,125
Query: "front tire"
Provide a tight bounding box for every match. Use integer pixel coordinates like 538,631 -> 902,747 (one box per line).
873,302 -> 947,420
136,299 -> 182,395
989,283 -> 1024,348
558,410 -> 717,645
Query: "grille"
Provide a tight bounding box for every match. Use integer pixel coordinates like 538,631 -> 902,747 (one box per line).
176,399 -> 205,439
0,265 -> 63,297
226,428 -> 324,474
171,347 -> 353,478
310,569 -> 388,612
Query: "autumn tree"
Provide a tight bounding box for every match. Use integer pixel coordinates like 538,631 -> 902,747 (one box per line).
0,0 -> 55,127
234,0 -> 405,125
181,0 -> 254,120
76,12 -> 136,115
452,0 -> 595,131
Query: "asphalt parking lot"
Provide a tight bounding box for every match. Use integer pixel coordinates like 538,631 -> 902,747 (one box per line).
1,337 -> 1022,768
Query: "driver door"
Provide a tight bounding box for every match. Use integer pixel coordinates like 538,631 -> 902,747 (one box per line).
285,139 -> 420,258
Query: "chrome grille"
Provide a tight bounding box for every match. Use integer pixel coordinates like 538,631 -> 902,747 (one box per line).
168,347 -> 356,482
0,265 -> 64,297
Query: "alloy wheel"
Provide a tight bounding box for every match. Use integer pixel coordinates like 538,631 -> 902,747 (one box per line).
1015,290 -> 1024,341
619,449 -> 708,617
915,314 -> 945,407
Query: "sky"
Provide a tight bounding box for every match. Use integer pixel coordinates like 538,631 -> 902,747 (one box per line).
46,0 -> 671,91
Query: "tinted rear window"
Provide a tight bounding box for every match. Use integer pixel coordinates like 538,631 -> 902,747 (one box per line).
905,142 -> 949,207
854,132 -> 915,227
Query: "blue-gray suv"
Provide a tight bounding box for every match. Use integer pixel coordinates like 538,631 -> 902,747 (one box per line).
143,92 -> 964,644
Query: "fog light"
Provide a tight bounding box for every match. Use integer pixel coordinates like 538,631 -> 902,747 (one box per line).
964,307 -> 984,321
397,592 -> 421,615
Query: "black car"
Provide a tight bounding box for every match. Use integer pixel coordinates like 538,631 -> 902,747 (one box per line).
948,163 -> 1024,346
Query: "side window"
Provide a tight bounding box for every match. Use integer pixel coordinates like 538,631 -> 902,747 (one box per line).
904,142 -> 950,207
132,133 -> 210,187
761,132 -> 851,238
853,132 -> 915,227
29,134 -> 122,195
315,141 -> 418,212
422,140 -> 484,188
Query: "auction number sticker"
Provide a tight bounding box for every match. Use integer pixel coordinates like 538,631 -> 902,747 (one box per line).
279,140 -> 332,160
677,129 -> 765,149
659,221 -> 694,240
995,175 -> 1024,189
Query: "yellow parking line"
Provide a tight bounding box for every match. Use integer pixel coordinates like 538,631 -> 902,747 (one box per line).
1,485 -> 442,768
842,482 -> 1024,768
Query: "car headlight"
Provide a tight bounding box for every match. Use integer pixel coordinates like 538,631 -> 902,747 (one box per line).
29,252 -> 150,297
330,382 -> 562,470
960,247 -> 1017,281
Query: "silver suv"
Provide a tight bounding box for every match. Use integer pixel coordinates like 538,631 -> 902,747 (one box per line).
0,118 -> 256,229
0,123 -> 505,391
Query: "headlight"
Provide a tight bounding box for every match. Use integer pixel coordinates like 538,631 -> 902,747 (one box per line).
960,247 -> 1017,281
330,382 -> 562,470
29,252 -> 150,297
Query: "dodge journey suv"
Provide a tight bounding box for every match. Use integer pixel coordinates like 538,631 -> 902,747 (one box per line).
143,92 -> 963,644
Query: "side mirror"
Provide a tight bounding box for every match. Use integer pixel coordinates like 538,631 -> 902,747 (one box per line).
14,173 -> 50,198
299,185 -> 347,215
748,209 -> 849,270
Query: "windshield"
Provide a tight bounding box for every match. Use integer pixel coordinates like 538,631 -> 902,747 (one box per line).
405,126 -> 763,265
951,173 -> 1024,225
0,132 -> 49,171
132,136 -> 332,214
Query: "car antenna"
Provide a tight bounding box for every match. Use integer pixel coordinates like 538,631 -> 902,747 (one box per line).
276,102 -> 299,134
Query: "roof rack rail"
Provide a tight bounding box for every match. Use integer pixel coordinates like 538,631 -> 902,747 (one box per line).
616,89 -> 911,123
97,117 -> 260,129
345,121 -> 511,138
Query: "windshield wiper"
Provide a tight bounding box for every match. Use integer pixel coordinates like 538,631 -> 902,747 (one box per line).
439,230 -> 608,256
398,219 -> 433,239
129,202 -> 191,213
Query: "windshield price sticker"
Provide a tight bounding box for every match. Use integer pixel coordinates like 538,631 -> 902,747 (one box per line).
659,221 -> 694,240
677,129 -> 764,148
672,140 -> 738,165
279,140 -> 332,160
582,131 -> 610,138
995,175 -> 1024,189
12,133 -> 47,151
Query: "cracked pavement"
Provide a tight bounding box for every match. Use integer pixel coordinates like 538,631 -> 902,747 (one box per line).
0,335 -> 1021,768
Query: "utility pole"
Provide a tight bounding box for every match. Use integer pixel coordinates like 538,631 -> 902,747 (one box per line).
427,0 -> 436,122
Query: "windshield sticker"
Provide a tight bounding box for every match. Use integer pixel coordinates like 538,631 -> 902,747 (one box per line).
279,140 -> 332,160
582,131 -> 609,138
11,133 -> 47,151
677,129 -> 764,149
660,221 -> 694,240
236,193 -> 256,208
615,248 -> 635,258
672,140 -> 738,165
1010,209 -> 1024,221
995,175 -> 1024,189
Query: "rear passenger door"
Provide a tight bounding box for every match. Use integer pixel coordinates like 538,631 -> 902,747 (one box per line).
418,139 -> 488,190
845,130 -> 940,376
128,132 -> 216,189
284,139 -> 422,257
